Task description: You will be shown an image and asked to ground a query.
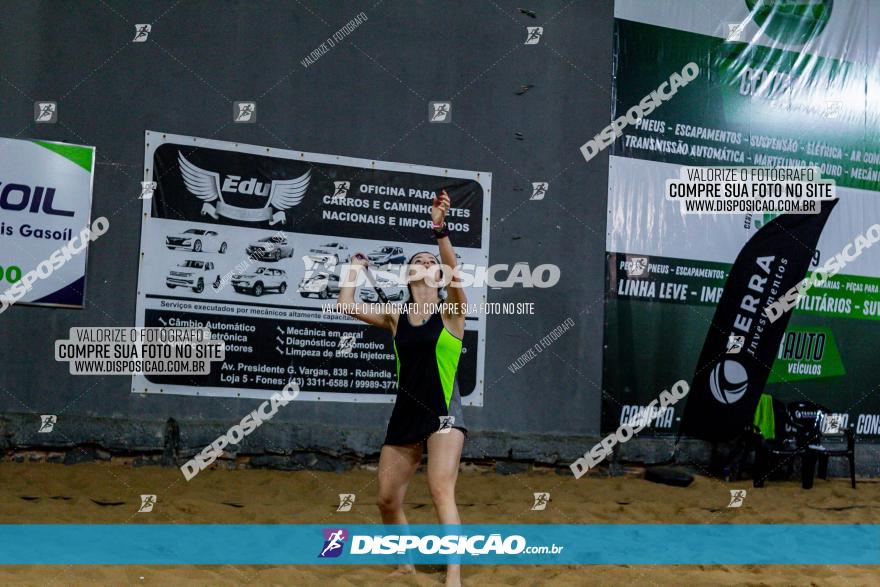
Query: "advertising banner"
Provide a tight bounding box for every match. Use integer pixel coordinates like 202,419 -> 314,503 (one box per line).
680,200 -> 837,441
134,132 -> 491,404
603,0 -> 880,436
0,137 -> 96,309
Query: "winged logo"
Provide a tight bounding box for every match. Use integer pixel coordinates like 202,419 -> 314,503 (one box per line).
178,151 -> 310,225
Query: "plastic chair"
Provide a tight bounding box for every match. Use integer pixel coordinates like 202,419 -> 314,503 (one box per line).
753,399 -> 816,488
803,408 -> 856,489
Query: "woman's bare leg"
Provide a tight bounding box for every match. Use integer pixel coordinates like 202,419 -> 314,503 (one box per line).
427,429 -> 465,587
377,442 -> 423,575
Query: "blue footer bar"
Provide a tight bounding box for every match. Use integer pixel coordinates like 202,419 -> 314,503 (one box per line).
1,524 -> 878,565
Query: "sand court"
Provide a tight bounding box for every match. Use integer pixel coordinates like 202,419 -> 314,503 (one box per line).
0,461 -> 876,585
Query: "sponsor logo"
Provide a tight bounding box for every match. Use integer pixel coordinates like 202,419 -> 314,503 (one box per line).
178,152 -> 311,225
429,101 -> 451,123
709,360 -> 748,404
727,489 -> 747,508
0,182 -> 74,217
524,27 -> 543,45
133,24 -> 151,42
319,528 -> 348,558
769,327 -> 846,381
38,415 -> 57,433
725,254 -> 777,360
792,408 -> 822,421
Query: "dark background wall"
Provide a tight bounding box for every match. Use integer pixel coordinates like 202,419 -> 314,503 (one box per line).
0,0 -> 613,464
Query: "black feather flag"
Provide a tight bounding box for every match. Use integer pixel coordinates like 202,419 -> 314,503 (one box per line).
680,200 -> 838,441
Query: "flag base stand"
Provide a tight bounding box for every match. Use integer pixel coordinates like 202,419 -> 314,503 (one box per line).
645,465 -> 695,487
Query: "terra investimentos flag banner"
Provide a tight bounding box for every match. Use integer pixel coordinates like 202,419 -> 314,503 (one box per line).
0,137 -> 96,309
603,0 -> 880,438
680,200 -> 838,441
133,131 -> 491,404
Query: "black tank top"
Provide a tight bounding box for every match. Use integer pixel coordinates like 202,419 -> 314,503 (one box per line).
384,310 -> 465,446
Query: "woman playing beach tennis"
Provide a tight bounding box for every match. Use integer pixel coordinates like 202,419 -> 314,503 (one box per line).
338,189 -> 467,587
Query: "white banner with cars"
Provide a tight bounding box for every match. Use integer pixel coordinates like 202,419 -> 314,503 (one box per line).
133,131 -> 491,404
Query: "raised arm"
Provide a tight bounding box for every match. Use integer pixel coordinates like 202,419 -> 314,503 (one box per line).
337,253 -> 398,330
433,190 -> 468,314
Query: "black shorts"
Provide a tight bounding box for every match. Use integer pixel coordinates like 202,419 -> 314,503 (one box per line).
383,382 -> 467,449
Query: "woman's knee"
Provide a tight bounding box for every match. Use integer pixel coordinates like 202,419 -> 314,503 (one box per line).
377,489 -> 403,512
427,476 -> 456,503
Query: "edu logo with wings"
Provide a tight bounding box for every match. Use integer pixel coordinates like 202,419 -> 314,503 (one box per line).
178,151 -> 311,225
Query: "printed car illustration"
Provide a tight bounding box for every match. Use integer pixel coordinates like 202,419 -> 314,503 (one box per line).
299,272 -> 341,299
166,260 -> 217,293
166,228 -> 227,253
360,273 -> 406,302
367,245 -> 406,267
231,267 -> 287,296
246,235 -> 295,261
308,242 -> 349,264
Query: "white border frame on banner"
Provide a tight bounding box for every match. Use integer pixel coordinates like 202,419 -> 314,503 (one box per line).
132,131 -> 491,405
0,137 -> 96,310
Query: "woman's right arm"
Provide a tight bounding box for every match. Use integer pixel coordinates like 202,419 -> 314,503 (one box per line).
336,253 -> 397,331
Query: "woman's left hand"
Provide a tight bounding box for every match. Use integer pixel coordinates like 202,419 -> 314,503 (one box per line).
432,189 -> 450,226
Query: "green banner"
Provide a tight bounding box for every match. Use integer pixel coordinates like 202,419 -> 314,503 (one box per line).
602,0 -> 880,437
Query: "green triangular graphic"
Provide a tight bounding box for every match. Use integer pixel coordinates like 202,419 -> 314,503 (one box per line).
31,140 -> 94,172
